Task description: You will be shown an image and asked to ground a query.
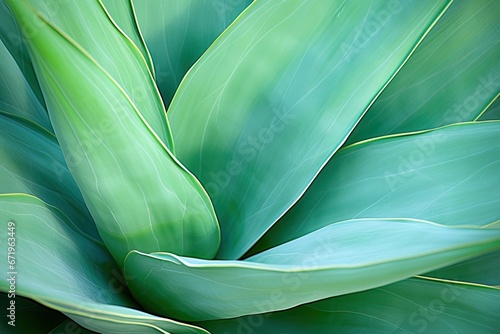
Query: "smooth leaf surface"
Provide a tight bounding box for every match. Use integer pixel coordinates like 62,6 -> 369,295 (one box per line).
124,218 -> 500,321
5,0 -> 220,265
9,0 -> 174,149
479,95 -> 500,121
133,0 -> 252,105
346,0 -> 500,144
100,0 -> 155,77
0,0 -> 45,105
200,277 -> 500,334
168,0 -> 451,259
0,38 -> 51,130
0,113 -> 99,240
0,194 -> 209,334
425,249 -> 500,286
255,121 -> 500,251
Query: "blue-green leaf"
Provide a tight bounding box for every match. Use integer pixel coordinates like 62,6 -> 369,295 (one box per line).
168,0 -> 451,259
347,0 -> 500,144
200,277 -> 500,334
124,218 -> 500,321
0,194 -> 209,334
255,121 -> 500,251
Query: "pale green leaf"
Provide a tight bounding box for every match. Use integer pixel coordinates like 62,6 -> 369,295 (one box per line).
0,194 -> 209,334
8,0 -> 174,149
255,121 -> 500,252
0,39 -> 51,130
200,277 -> 500,334
5,0 -> 220,265
0,0 -> 45,105
100,0 -> 155,77
124,218 -> 500,321
0,113 -> 99,240
133,0 -> 252,105
347,0 -> 500,144
168,0 -> 451,259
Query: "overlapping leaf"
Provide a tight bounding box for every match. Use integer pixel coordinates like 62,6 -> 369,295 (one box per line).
133,0 -> 252,105
255,121 -> 500,251
0,194 -> 209,334
347,0 -> 500,144
5,0 -> 220,265
479,96 -> 500,121
100,0 -> 155,77
200,277 -> 500,334
0,113 -> 99,240
168,0 -> 452,259
10,0 -> 173,149
1,1 -> 498,333
124,218 -> 500,321
0,0 -> 45,106
425,249 -> 500,286
0,39 -> 51,130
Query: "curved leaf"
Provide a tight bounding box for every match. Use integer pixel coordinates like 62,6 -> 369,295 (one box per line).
255,121 -> 500,251
124,218 -> 500,321
347,0 -> 500,144
0,0 -> 45,106
425,249 -> 500,286
0,194 -> 209,334
200,277 -> 500,334
0,39 -> 51,130
5,0 -> 220,265
0,112 -> 99,240
7,0 -> 174,149
168,0 -> 451,259
133,0 -> 252,105
100,0 -> 155,77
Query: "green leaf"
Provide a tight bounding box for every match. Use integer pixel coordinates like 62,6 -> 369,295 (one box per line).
124,218 -> 500,321
346,0 -> 500,144
0,37 -> 52,130
168,0 -> 452,259
0,194 -> 209,334
479,95 -> 500,121
6,0 -> 174,149
5,0 -> 220,265
0,0 -> 45,106
133,0 -> 252,105
255,121 -> 500,252
0,113 -> 99,240
100,0 -> 155,77
425,249 -> 500,286
199,277 -> 500,334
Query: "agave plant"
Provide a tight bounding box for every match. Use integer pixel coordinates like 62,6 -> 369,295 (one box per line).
1,0 -> 499,333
